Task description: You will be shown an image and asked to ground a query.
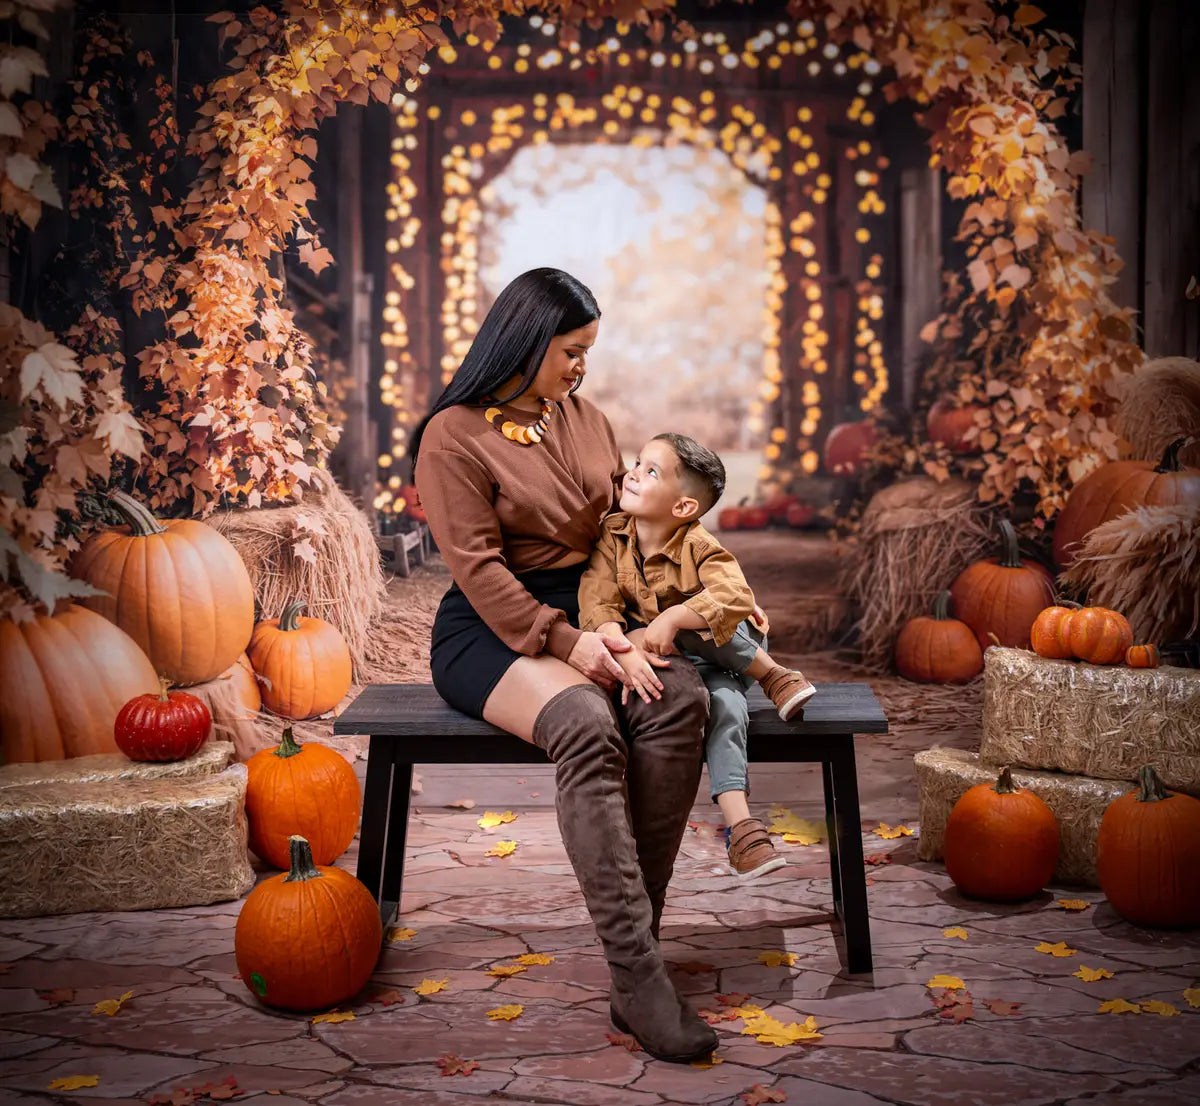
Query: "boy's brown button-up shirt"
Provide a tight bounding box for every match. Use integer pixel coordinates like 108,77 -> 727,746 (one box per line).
577,512 -> 756,646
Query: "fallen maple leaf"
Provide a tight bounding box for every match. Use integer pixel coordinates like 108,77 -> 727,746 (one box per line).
767,806 -> 824,842
477,810 -> 518,830
48,1075 -> 100,1091
207,1081 -> 242,1102
1056,899 -> 1091,911
781,830 -> 821,846
1141,1000 -> 1179,1017
758,950 -> 797,968
311,1010 -> 355,1024
486,1004 -> 523,1021
698,1007 -> 741,1024
936,991 -> 975,1023
1184,986 -> 1200,1008
673,960 -> 715,974
486,964 -> 526,978
484,840 -> 517,858
716,992 -> 752,1007
515,953 -> 554,966
942,927 -> 968,940
373,988 -> 406,1006
872,823 -> 913,839
926,974 -> 966,990
1036,941 -> 1076,958
436,1053 -> 479,1076
413,979 -> 449,996
445,798 -> 476,810
386,927 -> 417,942
606,1032 -> 643,1052
1098,998 -> 1142,1014
38,988 -> 74,1005
983,998 -> 1022,1016
92,989 -> 134,1016
691,1054 -> 724,1070
1074,966 -> 1114,982
864,853 -> 893,866
741,1012 -> 822,1046
741,1085 -> 787,1105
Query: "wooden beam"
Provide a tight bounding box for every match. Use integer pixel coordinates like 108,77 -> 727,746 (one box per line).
898,166 -> 942,408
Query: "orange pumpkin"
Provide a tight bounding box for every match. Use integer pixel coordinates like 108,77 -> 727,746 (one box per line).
0,604 -> 159,764
1068,606 -> 1133,665
70,490 -> 255,686
948,519 -> 1055,649
1125,644 -> 1160,669
247,599 -> 352,720
822,419 -> 877,476
397,483 -> 426,524
235,835 -> 382,1011
894,591 -> 984,684
1030,601 -> 1080,660
926,399 -> 982,454
1096,766 -> 1200,928
943,766 -> 1060,901
244,727 -> 361,868
1053,438 -> 1200,567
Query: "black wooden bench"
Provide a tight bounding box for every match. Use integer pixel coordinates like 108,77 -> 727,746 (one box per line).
334,682 -> 888,974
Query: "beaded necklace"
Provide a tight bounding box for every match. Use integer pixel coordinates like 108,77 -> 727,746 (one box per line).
484,399 -> 554,445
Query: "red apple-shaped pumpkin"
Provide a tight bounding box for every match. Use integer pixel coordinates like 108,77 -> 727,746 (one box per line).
114,677 -> 212,761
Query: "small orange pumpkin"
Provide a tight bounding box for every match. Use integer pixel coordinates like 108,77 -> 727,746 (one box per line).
1029,601 -> 1081,660
943,766 -> 1060,901
1096,766 -> 1200,928
1125,644 -> 1160,669
247,599 -> 352,720
894,591 -> 984,684
234,835 -> 382,1011
244,726 -> 362,869
1068,606 -> 1133,665
926,398 -> 983,454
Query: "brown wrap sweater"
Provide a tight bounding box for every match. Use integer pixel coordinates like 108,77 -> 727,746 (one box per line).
414,396 -> 624,661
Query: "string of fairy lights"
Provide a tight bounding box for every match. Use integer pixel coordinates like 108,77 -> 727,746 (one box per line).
377,19 -> 889,513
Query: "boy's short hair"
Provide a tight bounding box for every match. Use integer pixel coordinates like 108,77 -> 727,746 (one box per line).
653,433 -> 726,514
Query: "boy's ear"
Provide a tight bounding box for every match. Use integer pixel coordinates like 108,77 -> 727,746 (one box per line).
672,495 -> 701,520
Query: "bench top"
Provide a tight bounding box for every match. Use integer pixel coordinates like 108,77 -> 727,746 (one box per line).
334,682 -> 888,741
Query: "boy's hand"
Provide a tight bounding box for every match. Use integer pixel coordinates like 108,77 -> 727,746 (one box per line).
614,644 -> 671,706
642,610 -> 682,656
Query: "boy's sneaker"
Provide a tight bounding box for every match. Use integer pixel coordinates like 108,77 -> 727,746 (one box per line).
760,667 -> 817,721
727,818 -> 787,880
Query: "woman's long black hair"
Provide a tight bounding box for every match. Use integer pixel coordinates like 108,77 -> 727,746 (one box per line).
409,267 -> 600,472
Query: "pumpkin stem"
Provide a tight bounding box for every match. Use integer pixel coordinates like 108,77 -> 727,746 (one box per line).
283,836 -> 322,883
1135,764 -> 1172,803
274,726 -> 303,759
278,599 -> 307,632
157,675 -> 171,701
996,519 -> 1023,568
107,490 -> 167,536
931,590 -> 952,620
1155,437 -> 1194,473
992,766 -> 1019,794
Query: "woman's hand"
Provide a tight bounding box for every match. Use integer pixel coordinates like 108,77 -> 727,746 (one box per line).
566,631 -> 633,691
614,644 -> 672,706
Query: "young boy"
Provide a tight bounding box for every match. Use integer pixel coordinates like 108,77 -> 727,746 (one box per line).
578,432 -> 817,879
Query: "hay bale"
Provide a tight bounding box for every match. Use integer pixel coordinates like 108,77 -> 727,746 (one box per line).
1059,504 -> 1200,645
0,764 -> 254,918
1117,357 -> 1200,467
915,747 -> 1130,886
840,477 -> 993,672
0,741 -> 234,790
207,470 -> 386,679
980,647 -> 1200,795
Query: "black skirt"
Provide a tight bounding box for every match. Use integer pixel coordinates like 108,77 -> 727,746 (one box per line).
430,563 -> 587,719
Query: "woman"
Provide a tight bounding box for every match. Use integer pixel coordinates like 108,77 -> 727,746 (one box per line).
412,268 -> 717,1063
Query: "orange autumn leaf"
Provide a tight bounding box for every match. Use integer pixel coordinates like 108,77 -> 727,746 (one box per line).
486,1004 -> 524,1021
606,1032 -> 643,1052
942,927 -> 969,940
48,1075 -> 100,1091
1140,1001 -> 1179,1017
740,1085 -> 787,1105
477,811 -> 518,830
92,989 -> 134,1016
1074,966 -> 1114,982
758,951 -> 797,968
927,975 -> 966,990
514,953 -> 554,966
872,823 -> 912,839
386,927 -> 417,943
1184,987 -> 1200,1009
486,964 -> 526,978
311,1010 -> 355,1024
1055,900 -> 1091,912
413,979 -> 449,996
691,1054 -> 724,1070
436,1054 -> 479,1076
1098,999 -> 1142,1015
484,840 -> 517,858
1036,941 -> 1076,958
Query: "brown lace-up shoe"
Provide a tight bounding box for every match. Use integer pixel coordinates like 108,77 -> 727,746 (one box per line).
726,818 -> 787,879
760,667 -> 817,721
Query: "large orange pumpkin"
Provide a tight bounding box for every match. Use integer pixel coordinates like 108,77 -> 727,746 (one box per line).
1030,601 -> 1080,660
234,835 -> 382,1011
0,604 -> 159,764
943,766 -> 1060,901
1053,438 -> 1200,567
948,520 -> 1055,649
894,591 -> 984,684
244,727 -> 361,868
822,419 -> 877,476
1096,766 -> 1200,928
247,599 -> 352,720
70,490 -> 255,686
926,399 -> 982,454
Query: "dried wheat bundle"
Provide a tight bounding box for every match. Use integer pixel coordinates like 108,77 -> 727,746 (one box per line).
840,477 -> 993,672
1117,356 -> 1200,466
208,470 -> 386,679
1059,504 -> 1200,644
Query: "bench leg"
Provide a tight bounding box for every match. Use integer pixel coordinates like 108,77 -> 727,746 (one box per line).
822,759 -> 843,912
380,762 -> 413,912
357,736 -> 394,902
827,738 -> 873,975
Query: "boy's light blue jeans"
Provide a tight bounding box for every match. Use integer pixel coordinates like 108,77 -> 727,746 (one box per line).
676,619 -> 764,802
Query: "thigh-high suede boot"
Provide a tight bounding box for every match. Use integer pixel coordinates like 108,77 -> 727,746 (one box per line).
532,683 -> 717,1063
619,659 -> 710,942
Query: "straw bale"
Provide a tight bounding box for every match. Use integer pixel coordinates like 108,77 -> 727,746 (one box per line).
915,747 -> 1130,886
0,764 -> 254,918
1117,357 -> 1200,467
981,647 -> 1200,795
840,477 -> 993,672
1059,504 -> 1200,645
185,667 -> 271,762
207,469 -> 386,679
0,741 -> 233,791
